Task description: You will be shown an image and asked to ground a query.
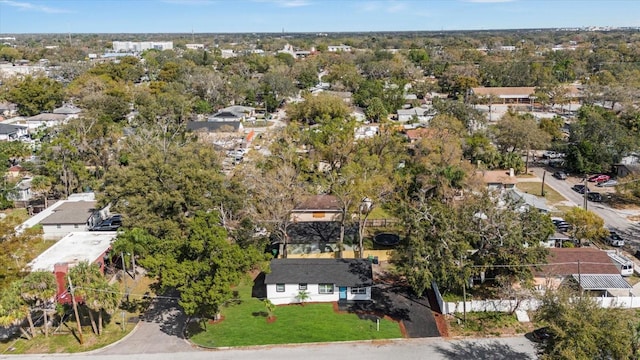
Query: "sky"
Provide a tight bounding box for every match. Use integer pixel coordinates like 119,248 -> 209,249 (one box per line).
0,0 -> 639,34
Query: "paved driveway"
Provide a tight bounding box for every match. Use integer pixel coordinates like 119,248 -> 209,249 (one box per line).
96,295 -> 196,355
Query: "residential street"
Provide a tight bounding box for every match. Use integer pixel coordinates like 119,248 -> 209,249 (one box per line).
0,336 -> 537,360
529,167 -> 640,246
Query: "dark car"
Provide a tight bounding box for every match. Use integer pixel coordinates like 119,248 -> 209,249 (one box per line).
572,184 -> 588,194
587,192 -> 603,202
89,214 -> 122,231
531,326 -> 553,343
606,231 -> 625,247
552,219 -> 571,232
553,171 -> 567,180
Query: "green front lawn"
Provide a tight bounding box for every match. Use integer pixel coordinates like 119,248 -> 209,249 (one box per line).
517,182 -> 567,205
188,283 -> 403,347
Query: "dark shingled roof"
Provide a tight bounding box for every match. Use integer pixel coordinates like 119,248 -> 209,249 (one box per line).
265,259 -> 373,287
294,195 -> 341,212
187,120 -> 241,132
40,201 -> 96,225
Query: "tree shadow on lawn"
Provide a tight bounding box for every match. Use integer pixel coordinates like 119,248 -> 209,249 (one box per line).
251,272 -> 267,299
434,340 -> 534,360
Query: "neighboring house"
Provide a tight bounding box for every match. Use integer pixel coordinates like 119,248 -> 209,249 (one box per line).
21,113 -> 67,130
354,125 -> 379,140
6,165 -> 25,179
404,127 -> 442,144
478,169 -> 518,192
27,231 -> 117,303
613,164 -> 640,178
0,102 -> 18,117
39,200 -> 96,239
265,258 -> 373,305
507,188 -> 550,213
327,45 -> 352,52
7,176 -> 33,203
397,106 -> 432,123
219,105 -> 255,118
291,195 -> 342,223
187,120 -> 243,133
53,104 -> 82,119
0,123 -> 28,141
470,87 -> 536,105
534,248 -> 632,295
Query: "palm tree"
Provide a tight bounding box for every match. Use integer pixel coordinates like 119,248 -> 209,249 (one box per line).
69,261 -> 121,335
93,281 -> 121,335
68,261 -> 102,335
0,281 -> 33,339
20,271 -> 57,337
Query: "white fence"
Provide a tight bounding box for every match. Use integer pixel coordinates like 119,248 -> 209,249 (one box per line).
442,296 -> 640,315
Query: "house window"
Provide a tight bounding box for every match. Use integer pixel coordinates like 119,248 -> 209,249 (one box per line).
312,212 -> 325,218
298,283 -> 307,290
56,224 -> 62,229
74,224 -> 79,228
351,287 -> 367,295
318,284 -> 334,294
276,284 -> 285,292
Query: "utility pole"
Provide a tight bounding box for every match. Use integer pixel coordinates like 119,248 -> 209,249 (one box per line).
541,171 -> 546,196
460,253 -> 467,325
67,276 -> 84,344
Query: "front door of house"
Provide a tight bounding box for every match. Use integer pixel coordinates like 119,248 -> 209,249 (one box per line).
339,287 -> 347,300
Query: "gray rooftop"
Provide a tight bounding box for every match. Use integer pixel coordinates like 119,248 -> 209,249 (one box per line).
40,200 -> 96,225
265,259 -> 373,287
571,274 -> 631,290
0,123 -> 26,135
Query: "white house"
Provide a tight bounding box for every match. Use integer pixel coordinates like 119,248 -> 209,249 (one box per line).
265,259 -> 373,305
0,123 -> 28,141
38,200 -> 96,239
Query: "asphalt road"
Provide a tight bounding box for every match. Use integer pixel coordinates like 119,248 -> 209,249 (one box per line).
0,336 -> 538,360
530,167 -> 640,244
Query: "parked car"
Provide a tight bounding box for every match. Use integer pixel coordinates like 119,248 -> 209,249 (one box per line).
596,179 -> 618,187
530,327 -> 553,343
605,231 -> 625,247
89,214 -> 122,231
551,217 -> 571,232
552,171 -> 567,180
588,174 -> 610,183
572,184 -> 588,194
587,192 -> 603,202
543,151 -> 565,159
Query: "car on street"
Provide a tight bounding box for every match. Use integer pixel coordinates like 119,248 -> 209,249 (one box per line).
572,184 -> 588,194
552,171 -> 567,180
605,231 -> 625,247
543,151 -> 565,159
551,217 -> 571,232
588,174 -> 610,183
587,192 -> 603,202
596,179 -> 618,187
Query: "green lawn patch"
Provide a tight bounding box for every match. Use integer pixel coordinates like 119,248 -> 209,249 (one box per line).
188,283 -> 402,347
448,311 -> 527,337
517,182 -> 566,205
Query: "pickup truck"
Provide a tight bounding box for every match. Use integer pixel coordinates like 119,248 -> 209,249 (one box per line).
605,231 -> 625,247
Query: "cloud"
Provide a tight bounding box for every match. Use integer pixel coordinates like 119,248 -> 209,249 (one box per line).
0,0 -> 71,13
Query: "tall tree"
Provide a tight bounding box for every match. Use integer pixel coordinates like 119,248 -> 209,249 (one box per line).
492,110 -> 551,173
20,271 -> 57,338
563,207 -> 608,247
5,75 -> 64,116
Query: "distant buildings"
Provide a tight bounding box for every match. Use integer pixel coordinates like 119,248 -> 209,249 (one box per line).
327,45 -> 351,52
186,43 -> 205,50
112,41 -> 173,52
